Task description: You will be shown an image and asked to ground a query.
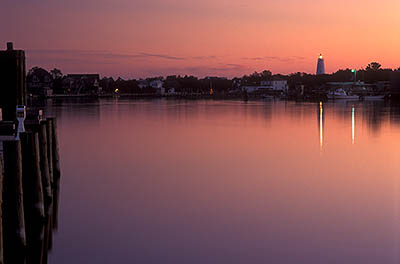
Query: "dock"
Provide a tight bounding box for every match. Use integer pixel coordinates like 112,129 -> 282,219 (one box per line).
0,42 -> 62,264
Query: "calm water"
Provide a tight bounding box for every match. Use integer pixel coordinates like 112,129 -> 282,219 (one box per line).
43,99 -> 400,264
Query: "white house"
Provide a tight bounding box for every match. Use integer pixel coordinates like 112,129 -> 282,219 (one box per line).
149,80 -> 163,89
150,80 -> 165,95
260,80 -> 288,92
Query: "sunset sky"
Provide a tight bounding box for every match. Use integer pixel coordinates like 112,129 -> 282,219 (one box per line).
1,0 -> 400,78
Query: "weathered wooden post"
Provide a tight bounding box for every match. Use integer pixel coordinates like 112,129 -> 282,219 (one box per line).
45,119 -> 53,184
52,178 -> 60,231
2,140 -> 26,264
41,216 -> 52,264
38,122 -> 52,214
20,132 -> 46,264
21,132 -> 45,220
48,117 -> 60,181
47,216 -> 53,251
0,155 -> 4,264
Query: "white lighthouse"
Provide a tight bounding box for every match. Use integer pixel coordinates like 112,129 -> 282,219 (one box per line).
316,54 -> 325,75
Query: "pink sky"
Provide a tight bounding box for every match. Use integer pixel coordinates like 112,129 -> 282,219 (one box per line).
1,0 -> 400,78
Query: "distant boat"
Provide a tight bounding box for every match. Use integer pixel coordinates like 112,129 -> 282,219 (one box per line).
360,95 -> 385,101
261,95 -> 274,100
327,89 -> 359,100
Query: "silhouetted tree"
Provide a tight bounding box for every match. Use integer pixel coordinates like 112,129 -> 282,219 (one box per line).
50,68 -> 63,79
366,62 -> 382,71
50,68 -> 64,94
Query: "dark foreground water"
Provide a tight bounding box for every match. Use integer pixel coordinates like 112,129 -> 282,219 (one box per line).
43,99 -> 400,264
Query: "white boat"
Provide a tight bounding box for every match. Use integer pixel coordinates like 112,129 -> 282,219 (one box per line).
327,89 -> 359,100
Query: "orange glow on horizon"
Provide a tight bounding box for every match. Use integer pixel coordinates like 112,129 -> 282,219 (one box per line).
2,0 -> 400,78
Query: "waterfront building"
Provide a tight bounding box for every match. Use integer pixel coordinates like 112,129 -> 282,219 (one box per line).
149,79 -> 163,89
150,79 -> 165,95
242,80 -> 288,93
260,80 -> 288,92
27,67 -> 53,96
62,74 -> 100,94
316,54 -> 325,75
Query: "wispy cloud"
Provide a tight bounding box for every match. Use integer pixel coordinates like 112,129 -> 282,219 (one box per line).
136,53 -> 184,60
28,57 -> 117,65
27,49 -> 185,61
225,64 -> 247,70
241,56 -> 306,63
191,56 -> 218,60
180,64 -> 248,75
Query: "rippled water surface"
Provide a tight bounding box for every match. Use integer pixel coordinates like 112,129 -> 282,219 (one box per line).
44,99 -> 400,264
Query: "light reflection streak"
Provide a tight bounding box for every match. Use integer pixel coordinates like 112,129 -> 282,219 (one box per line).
318,104 -> 357,147
352,106 -> 355,144
319,102 -> 324,148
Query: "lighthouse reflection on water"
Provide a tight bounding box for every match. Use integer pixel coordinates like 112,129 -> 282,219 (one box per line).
319,102 -> 324,148
352,106 -> 355,144
318,102 -> 356,147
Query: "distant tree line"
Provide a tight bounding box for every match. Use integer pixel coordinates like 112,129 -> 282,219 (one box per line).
26,62 -> 400,95
100,75 -> 233,95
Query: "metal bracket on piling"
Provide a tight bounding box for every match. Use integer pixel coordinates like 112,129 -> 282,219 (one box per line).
16,105 -> 26,140
38,110 -> 43,122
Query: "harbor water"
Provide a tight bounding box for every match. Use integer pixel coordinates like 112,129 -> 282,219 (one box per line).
43,99 -> 400,264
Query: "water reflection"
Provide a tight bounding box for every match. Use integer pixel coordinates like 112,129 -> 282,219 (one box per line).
316,100 -> 400,146
318,102 -> 324,148
4,174 -> 61,264
352,106 -> 355,144
317,102 -> 356,147
39,99 -> 400,264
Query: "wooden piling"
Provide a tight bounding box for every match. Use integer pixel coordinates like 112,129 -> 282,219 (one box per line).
48,117 -> 60,181
2,140 -> 26,264
0,156 -> 4,264
38,121 -> 52,214
41,216 -> 51,264
52,177 -> 60,231
45,119 -> 53,185
21,132 -> 45,221
20,132 -> 46,264
47,215 -> 53,252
